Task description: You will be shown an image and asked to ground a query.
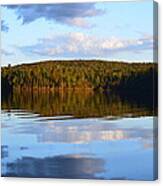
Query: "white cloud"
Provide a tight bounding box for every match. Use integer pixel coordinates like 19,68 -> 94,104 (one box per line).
20,32 -> 154,58
101,38 -> 125,50
1,49 -> 14,56
65,18 -> 92,28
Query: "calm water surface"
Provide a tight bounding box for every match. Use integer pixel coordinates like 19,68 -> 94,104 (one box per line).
1,91 -> 157,180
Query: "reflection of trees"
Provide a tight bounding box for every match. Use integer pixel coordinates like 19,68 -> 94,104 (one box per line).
2,90 -> 155,117
2,155 -> 105,179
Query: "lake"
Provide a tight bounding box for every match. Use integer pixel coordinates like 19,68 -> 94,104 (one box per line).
1,90 -> 157,180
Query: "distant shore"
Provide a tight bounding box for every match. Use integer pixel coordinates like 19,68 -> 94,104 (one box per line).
2,60 -> 158,97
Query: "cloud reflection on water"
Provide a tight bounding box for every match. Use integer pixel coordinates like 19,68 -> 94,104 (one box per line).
2,153 -> 105,179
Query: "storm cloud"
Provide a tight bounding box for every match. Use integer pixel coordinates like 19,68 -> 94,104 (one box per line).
5,3 -> 104,28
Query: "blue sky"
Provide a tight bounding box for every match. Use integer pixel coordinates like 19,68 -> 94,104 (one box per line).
1,1 -> 155,66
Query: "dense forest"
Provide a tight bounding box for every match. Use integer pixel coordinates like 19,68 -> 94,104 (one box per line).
1,60 -> 157,95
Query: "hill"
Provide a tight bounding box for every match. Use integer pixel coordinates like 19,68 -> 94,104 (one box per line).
1,60 -> 158,96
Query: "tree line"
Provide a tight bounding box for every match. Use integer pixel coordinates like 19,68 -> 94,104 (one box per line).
1,60 -> 158,96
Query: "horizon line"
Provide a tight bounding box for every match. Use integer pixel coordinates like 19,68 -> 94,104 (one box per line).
1,58 -> 156,67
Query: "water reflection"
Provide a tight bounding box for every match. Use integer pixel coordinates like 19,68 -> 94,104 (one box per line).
1,90 -> 155,117
2,111 -> 154,145
1,90 -> 157,180
2,154 -> 104,179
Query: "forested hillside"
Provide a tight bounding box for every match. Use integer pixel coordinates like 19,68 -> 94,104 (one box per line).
1,60 -> 158,95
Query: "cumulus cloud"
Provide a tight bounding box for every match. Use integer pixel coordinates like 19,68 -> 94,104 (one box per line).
5,3 -> 104,28
19,32 -> 154,58
1,20 -> 9,32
